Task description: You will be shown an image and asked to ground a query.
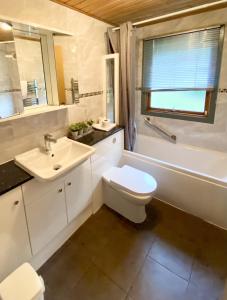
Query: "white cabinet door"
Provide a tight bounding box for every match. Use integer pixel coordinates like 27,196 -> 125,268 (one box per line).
23,180 -> 67,255
65,159 -> 92,223
0,187 -> 32,280
91,130 -> 124,212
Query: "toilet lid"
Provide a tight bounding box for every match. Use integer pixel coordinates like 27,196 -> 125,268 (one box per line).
107,165 -> 157,196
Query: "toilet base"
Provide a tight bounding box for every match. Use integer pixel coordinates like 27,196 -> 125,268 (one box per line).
103,183 -> 150,223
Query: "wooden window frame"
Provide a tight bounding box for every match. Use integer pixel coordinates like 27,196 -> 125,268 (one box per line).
145,90 -> 212,117
141,26 -> 225,124
141,89 -> 217,123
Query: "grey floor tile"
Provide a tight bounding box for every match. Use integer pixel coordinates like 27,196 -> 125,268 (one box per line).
129,258 -> 188,300
185,282 -> 218,300
190,260 -> 225,300
68,264 -> 126,300
39,241 -> 92,296
91,216 -> 154,292
148,233 -> 195,280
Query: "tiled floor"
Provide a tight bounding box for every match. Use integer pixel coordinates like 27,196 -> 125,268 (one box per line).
39,199 -> 227,300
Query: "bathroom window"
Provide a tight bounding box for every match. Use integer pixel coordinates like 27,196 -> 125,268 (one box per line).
141,26 -> 224,123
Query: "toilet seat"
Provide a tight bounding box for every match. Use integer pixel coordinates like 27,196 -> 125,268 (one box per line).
102,165 -> 157,223
103,165 -> 157,198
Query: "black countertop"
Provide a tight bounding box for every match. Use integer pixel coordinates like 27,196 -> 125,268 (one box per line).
0,126 -> 124,196
0,160 -> 33,196
75,126 -> 124,146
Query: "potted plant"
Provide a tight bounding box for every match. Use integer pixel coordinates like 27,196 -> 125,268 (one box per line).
69,123 -> 80,139
81,121 -> 89,133
75,122 -> 83,136
87,119 -> 94,132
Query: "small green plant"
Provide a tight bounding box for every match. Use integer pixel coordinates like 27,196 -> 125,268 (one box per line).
69,123 -> 80,132
87,119 -> 94,126
81,121 -> 88,129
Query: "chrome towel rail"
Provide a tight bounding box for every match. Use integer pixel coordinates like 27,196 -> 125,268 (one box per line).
144,117 -> 177,143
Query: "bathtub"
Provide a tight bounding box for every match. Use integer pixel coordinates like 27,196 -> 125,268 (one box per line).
121,134 -> 227,230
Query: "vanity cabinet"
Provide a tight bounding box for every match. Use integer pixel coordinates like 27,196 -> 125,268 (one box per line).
0,130 -> 124,278
0,187 -> 32,280
22,158 -> 92,255
64,158 -> 92,223
91,130 -> 124,212
22,179 -> 67,255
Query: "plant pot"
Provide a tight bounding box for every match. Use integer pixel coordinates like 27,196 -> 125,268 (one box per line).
79,129 -> 83,136
83,127 -> 89,134
71,131 -> 79,139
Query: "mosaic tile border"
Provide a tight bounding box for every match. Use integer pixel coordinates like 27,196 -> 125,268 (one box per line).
218,88 -> 227,93
65,89 -> 103,98
79,91 -> 103,98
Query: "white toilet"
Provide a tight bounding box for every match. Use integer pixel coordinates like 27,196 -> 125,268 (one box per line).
0,263 -> 45,300
102,165 -> 157,223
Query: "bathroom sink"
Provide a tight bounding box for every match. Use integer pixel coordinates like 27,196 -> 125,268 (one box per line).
14,137 -> 95,181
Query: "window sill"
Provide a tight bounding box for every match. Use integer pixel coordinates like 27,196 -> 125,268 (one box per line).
0,105 -> 67,123
141,109 -> 215,124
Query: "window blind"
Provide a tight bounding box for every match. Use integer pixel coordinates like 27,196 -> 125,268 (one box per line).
142,27 -> 221,91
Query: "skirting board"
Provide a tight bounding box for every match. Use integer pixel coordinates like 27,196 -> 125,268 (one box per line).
30,204 -> 93,271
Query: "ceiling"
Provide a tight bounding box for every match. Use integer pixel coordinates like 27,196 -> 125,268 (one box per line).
51,0 -> 227,26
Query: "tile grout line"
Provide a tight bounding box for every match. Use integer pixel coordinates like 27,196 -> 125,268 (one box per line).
125,235 -> 158,298
89,260 -> 128,295
146,255 -> 190,283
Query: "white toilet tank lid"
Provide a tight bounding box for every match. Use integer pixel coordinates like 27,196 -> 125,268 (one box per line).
0,263 -> 44,300
104,165 -> 157,196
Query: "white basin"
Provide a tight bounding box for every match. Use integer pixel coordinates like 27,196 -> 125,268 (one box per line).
15,137 -> 95,182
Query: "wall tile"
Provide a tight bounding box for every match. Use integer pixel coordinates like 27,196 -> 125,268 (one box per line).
0,0 -> 109,163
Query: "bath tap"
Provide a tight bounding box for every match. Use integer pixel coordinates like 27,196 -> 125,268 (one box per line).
144,117 -> 177,143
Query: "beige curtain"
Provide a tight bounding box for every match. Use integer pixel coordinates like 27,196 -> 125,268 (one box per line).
106,22 -> 136,151
119,22 -> 136,151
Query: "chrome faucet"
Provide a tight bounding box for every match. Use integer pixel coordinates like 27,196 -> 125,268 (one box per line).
44,134 -> 57,153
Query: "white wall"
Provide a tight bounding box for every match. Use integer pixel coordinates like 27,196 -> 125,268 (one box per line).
0,0 -> 109,163
136,7 -> 227,152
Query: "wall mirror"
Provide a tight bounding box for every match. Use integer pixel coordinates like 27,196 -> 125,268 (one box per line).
53,36 -> 79,105
103,53 -> 119,124
14,29 -> 48,108
0,22 -> 22,119
0,19 -> 70,120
